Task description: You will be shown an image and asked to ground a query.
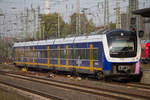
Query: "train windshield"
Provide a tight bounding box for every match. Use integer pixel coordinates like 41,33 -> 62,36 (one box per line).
107,34 -> 137,58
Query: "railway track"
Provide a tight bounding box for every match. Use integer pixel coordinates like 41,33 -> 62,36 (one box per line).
126,82 -> 150,90
0,71 -> 150,100
0,71 -> 65,100
106,81 -> 150,91
0,80 -> 65,100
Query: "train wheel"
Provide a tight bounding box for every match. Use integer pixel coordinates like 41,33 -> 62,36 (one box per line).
104,76 -> 112,82
133,76 -> 142,82
70,68 -> 77,76
96,71 -> 104,80
52,67 -> 57,74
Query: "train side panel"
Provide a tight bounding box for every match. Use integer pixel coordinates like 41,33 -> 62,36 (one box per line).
13,41 -> 104,75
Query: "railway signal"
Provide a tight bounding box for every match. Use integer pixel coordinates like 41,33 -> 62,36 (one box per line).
130,17 -> 136,32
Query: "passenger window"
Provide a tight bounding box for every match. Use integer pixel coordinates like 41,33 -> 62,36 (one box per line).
60,49 -> 66,58
49,50 -> 58,58
30,48 -> 33,57
68,49 -> 73,59
93,49 -> 98,60
86,49 -> 90,59
40,50 -> 47,58
24,48 -> 28,57
34,49 -> 39,58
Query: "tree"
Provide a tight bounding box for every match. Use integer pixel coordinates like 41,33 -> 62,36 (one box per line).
87,19 -> 97,33
38,13 -> 70,39
108,22 -> 116,30
60,23 -> 71,37
0,38 -> 13,57
70,13 -> 78,35
70,13 -> 97,35
37,13 -> 97,39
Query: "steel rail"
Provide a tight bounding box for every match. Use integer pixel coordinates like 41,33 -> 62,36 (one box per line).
0,71 -> 149,100
0,80 -> 65,100
126,83 -> 150,90
15,72 -> 150,99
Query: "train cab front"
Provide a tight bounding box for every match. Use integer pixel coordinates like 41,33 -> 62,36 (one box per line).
103,30 -> 142,81
109,63 -> 143,81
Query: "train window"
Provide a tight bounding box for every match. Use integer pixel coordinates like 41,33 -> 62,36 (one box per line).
13,49 -> 16,57
49,49 -> 58,58
24,49 -> 27,57
21,48 -> 24,57
24,49 -> 26,57
28,48 -> 30,57
17,48 -> 19,57
34,50 -> 38,58
74,49 -> 90,60
17,48 -> 20,57
86,49 -> 90,59
72,49 -> 75,59
18,48 -> 20,57
74,49 -> 79,59
49,50 -> 51,58
68,49 -> 71,59
24,48 -> 30,57
68,48 -> 90,60
15,48 -> 17,57
78,49 -> 82,59
39,50 -> 47,58
40,50 -> 43,58
93,49 -> 98,60
37,51 -> 40,58
68,49 -> 73,59
23,48 -> 25,57
30,48 -> 33,57
60,49 -> 66,58
80,49 -> 86,59
39,50 -> 42,58
45,50 -> 48,58
54,50 -> 58,58
69,49 -> 87,60
28,49 -> 30,57
16,48 -> 24,58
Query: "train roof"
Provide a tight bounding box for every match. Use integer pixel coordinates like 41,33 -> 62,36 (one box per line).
13,34 -> 105,47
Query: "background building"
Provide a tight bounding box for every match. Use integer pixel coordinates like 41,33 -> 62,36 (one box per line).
133,7 -> 150,40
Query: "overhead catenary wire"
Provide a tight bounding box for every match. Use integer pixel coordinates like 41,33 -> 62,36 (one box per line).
0,0 -> 150,39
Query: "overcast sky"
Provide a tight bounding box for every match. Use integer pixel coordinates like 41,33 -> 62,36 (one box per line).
0,0 -> 149,38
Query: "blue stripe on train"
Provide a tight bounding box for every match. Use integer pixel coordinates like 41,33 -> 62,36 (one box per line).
14,41 -> 109,71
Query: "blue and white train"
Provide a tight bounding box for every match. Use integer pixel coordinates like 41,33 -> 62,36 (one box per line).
13,29 -> 143,81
